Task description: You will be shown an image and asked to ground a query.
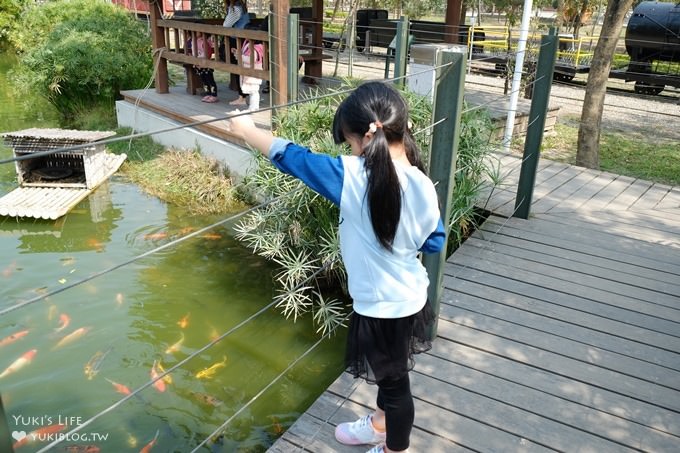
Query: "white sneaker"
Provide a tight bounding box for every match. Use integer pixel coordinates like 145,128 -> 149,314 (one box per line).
366,445 -> 385,453
335,414 -> 386,446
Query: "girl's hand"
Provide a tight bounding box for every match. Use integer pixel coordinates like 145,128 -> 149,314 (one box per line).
227,110 -> 255,138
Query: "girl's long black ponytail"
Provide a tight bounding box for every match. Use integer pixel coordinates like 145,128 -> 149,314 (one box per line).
332,82 -> 421,252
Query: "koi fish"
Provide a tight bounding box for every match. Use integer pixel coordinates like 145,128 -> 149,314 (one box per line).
2,262 -> 16,278
106,378 -> 131,395
195,356 -> 227,379
155,360 -> 173,384
63,445 -> 101,453
48,304 -> 58,321
53,327 -> 89,349
164,332 -> 184,354
126,433 -> 138,448
201,233 -> 222,240
177,313 -> 190,329
84,346 -> 113,380
60,256 -> 76,266
115,293 -> 124,306
190,391 -> 223,407
144,232 -> 168,240
270,416 -> 284,435
0,329 -> 29,347
55,313 -> 71,332
150,360 -> 166,392
179,227 -> 195,235
0,349 -> 37,379
139,429 -> 159,453
86,238 -> 104,251
13,423 -> 66,449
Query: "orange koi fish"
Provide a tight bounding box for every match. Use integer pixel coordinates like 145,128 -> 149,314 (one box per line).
195,356 -> 227,379
150,361 -> 166,392
106,378 -> 131,395
179,227 -> 195,235
86,238 -> 104,251
0,329 -> 29,347
139,429 -> 159,453
13,423 -> 66,449
0,349 -> 37,379
64,445 -> 101,453
55,313 -> 71,332
53,327 -> 89,349
155,360 -> 173,384
201,233 -> 222,240
144,232 -> 168,240
2,262 -> 16,278
177,313 -> 190,329
164,332 -> 184,354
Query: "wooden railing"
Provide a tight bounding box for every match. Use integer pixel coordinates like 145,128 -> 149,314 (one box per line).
151,14 -> 269,94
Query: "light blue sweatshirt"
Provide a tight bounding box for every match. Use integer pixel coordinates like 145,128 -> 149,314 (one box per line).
269,138 -> 445,318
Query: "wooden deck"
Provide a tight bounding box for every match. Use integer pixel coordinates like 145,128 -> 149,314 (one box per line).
269,154 -> 680,452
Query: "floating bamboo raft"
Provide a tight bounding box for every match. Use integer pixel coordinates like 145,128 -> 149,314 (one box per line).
0,128 -> 126,220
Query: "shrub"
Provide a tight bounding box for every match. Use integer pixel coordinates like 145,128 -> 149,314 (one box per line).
0,0 -> 29,48
234,82 -> 494,335
9,0 -> 152,119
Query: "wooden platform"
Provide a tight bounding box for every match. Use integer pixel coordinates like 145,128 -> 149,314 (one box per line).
269,154 -> 680,452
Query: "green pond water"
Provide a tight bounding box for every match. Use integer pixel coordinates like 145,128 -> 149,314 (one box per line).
0,51 -> 345,452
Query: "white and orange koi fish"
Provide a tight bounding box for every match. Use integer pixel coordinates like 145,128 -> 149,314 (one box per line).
0,349 -> 37,379
53,327 -> 89,349
55,313 -> 71,332
0,329 -> 29,347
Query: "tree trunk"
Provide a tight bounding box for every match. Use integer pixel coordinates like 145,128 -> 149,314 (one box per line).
576,0 -> 633,169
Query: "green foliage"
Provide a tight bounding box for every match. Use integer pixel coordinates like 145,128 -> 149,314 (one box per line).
9,0 -> 152,119
235,82 -> 495,334
0,0 -> 29,47
193,0 -> 225,19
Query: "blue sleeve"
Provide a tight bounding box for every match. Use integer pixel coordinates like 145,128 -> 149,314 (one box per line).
269,138 -> 343,206
419,218 -> 446,253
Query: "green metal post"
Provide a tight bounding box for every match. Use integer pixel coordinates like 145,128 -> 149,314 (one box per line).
287,14 -> 299,102
423,47 -> 467,340
393,16 -> 409,86
514,33 -> 558,219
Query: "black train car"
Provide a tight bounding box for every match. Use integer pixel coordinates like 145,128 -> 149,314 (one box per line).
620,1 -> 680,94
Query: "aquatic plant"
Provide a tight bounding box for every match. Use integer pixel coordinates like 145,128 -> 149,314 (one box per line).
234,82 -> 496,335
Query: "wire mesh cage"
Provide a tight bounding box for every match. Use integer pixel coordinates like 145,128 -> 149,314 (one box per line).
2,128 -> 117,190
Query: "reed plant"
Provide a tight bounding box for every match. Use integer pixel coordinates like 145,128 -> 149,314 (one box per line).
235,82 -> 496,335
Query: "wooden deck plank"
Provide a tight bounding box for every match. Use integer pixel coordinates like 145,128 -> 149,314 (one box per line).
482,214 -> 680,267
478,218 -> 680,283
427,338 -> 680,437
416,353 -> 679,451
444,265 -> 680,348
443,279 -> 680,371
605,178 -> 653,211
531,169 -> 600,213
548,171 -> 616,213
435,318 -> 680,413
631,183 -> 674,210
439,297 -> 680,390
577,175 -> 636,211
462,235 -> 680,301
657,186 -> 680,209
451,245 -> 680,322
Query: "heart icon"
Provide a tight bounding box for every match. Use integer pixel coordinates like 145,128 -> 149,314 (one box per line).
12,430 -> 27,441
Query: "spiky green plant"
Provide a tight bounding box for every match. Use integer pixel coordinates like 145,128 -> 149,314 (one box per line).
235,82 -> 496,335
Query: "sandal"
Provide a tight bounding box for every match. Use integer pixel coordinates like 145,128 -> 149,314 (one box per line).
229,97 -> 247,106
202,96 -> 219,103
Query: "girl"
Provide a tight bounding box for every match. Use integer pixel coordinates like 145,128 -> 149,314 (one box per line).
191,32 -> 217,103
222,0 -> 250,99
228,82 -> 445,453
234,39 -> 264,111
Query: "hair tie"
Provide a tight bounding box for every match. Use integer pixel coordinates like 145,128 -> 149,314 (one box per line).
368,121 -> 383,133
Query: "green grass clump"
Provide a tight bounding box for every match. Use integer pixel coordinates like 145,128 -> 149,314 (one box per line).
600,135 -> 680,186
123,148 -> 245,215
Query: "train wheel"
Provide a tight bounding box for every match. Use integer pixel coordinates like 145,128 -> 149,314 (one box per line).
634,81 -> 664,95
553,72 -> 574,82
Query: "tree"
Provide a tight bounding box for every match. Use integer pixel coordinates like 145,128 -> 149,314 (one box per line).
9,0 -> 152,119
576,0 -> 632,168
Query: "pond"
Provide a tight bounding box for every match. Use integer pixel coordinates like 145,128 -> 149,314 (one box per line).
0,51 -> 345,452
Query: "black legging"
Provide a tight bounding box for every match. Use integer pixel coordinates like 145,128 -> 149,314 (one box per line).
376,374 -> 414,451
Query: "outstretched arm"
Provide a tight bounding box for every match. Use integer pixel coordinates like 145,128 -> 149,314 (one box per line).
228,112 -> 275,158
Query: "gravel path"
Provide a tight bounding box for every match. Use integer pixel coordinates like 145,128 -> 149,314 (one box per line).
465,73 -> 680,143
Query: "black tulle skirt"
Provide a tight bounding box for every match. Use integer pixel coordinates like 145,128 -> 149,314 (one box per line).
344,300 -> 435,384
